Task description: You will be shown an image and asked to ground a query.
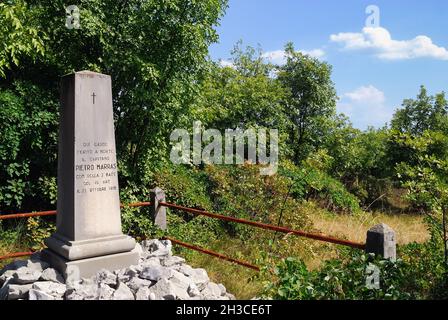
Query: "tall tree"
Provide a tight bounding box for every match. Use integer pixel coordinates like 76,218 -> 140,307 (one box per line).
277,43 -> 337,162
0,0 -> 227,211
391,85 -> 448,135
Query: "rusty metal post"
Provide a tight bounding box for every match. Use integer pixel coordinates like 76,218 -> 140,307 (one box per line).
150,187 -> 166,230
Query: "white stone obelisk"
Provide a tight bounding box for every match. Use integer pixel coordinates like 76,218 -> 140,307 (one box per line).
43,71 -> 139,281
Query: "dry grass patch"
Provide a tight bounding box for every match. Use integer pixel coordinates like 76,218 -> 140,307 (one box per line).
311,211 -> 429,245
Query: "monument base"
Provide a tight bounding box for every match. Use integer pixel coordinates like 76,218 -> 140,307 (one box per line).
45,233 -> 136,260
41,247 -> 140,282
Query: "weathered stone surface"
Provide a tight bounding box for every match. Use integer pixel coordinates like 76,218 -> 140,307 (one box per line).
170,270 -> 191,290
0,239 -> 235,300
116,266 -> 139,283
150,188 -> 167,230
29,289 -> 56,300
142,239 -> 172,258
97,283 -> 115,300
0,270 -> 17,286
141,257 -> 161,268
0,283 -> 33,300
65,283 -> 98,300
134,243 -> 143,256
177,264 -> 195,277
148,278 -> 176,300
161,256 -> 185,267
366,223 -> 397,261
112,282 -> 134,300
135,286 -> 151,300
201,282 -> 222,299
95,269 -> 117,288
187,283 -> 201,297
126,277 -> 153,293
140,265 -> 172,281
190,268 -> 209,289
0,260 -> 28,275
218,283 -> 226,296
32,281 -> 66,299
43,71 -> 138,280
27,259 -> 50,272
12,268 -> 42,284
171,283 -> 190,300
40,268 -> 64,283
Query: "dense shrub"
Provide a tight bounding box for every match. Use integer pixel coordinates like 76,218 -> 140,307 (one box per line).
261,224 -> 447,300
279,160 -> 361,214
0,81 -> 58,212
206,163 -> 311,240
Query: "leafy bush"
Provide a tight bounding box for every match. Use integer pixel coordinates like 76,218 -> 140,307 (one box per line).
261,253 -> 413,300
152,163 -> 221,250
206,163 -> 311,240
154,164 -> 213,211
261,224 -> 447,300
0,81 -> 58,212
24,216 -> 55,251
279,160 -> 361,214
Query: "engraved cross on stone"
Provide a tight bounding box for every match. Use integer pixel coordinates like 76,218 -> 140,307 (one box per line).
91,92 -> 96,104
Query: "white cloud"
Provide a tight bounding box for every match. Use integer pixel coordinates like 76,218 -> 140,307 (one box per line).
330,27 -> 448,60
301,49 -> 326,59
338,85 -> 392,129
262,50 -> 287,65
262,48 -> 326,65
219,59 -> 235,68
342,85 -> 385,104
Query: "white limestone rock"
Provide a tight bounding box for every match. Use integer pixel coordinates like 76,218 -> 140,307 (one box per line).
95,269 -> 117,288
12,268 -> 42,284
97,283 -> 115,300
201,282 -> 222,299
112,282 -> 134,300
142,239 -> 172,258
148,278 -> 176,300
140,265 -> 172,281
160,256 -> 185,267
126,277 -> 153,294
32,281 -> 66,299
218,283 -> 227,296
26,259 -> 49,272
0,239 -> 235,301
29,289 -> 56,300
190,268 -> 209,289
40,268 -> 64,283
170,270 -> 192,290
0,283 -> 33,300
65,283 -> 98,300
135,286 -> 151,300
177,264 -> 195,277
0,270 -> 17,286
187,283 -> 201,297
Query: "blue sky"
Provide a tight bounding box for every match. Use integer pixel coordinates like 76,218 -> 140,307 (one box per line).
209,0 -> 448,129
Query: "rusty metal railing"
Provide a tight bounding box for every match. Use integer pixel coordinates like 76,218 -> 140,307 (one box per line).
0,199 -> 365,271
163,236 -> 260,271
159,202 -> 366,250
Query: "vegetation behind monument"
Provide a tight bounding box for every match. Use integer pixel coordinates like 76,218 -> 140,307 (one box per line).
0,0 -> 447,299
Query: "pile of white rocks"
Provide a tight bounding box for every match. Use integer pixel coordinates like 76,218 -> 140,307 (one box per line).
0,239 -> 235,300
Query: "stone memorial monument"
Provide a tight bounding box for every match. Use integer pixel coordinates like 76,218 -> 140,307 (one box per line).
43,71 -> 139,281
